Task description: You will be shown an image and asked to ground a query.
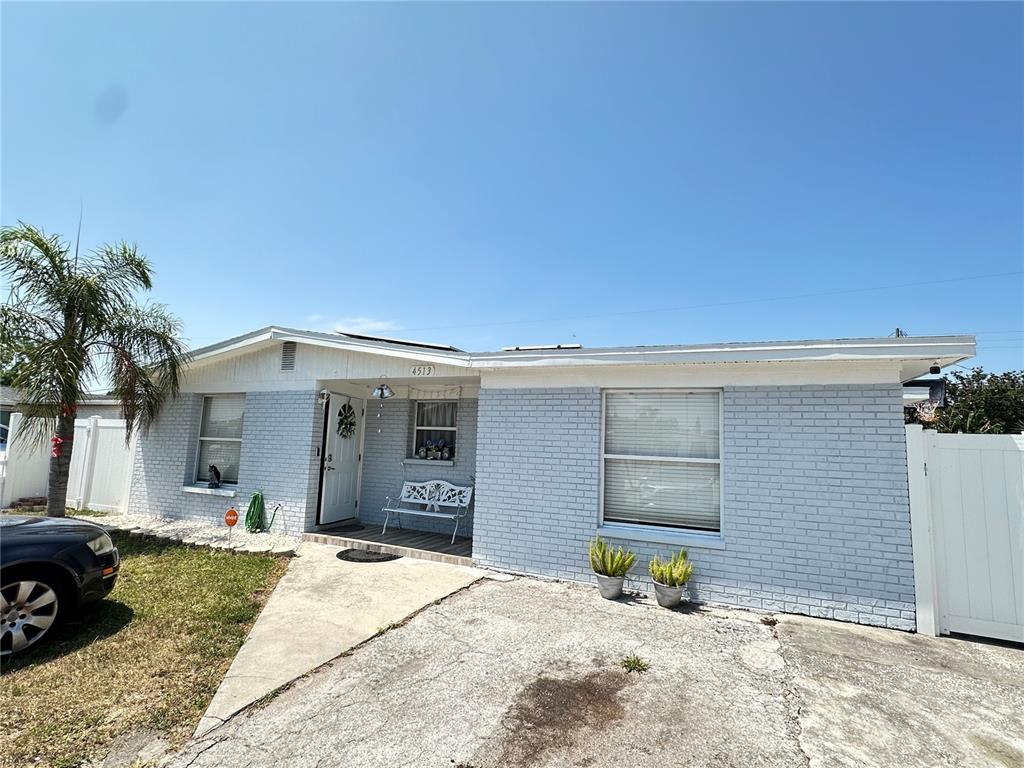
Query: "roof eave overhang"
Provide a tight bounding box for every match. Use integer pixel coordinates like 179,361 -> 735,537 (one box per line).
187,327 -> 474,369
185,329 -> 975,376
468,337 -> 976,369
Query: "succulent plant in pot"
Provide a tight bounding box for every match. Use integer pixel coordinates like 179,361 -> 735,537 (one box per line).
648,548 -> 694,608
588,537 -> 637,599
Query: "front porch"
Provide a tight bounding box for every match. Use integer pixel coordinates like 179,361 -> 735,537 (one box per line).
313,373 -> 480,555
303,523 -> 473,566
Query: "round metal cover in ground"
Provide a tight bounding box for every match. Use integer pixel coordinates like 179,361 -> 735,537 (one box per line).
336,549 -> 402,563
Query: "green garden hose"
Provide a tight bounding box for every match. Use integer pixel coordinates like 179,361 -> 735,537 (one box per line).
244,490 -> 265,533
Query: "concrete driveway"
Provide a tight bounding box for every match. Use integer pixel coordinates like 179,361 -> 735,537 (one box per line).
171,577 -> 1024,768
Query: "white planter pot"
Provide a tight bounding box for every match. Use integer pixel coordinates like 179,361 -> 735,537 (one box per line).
595,574 -> 625,600
653,580 -> 687,608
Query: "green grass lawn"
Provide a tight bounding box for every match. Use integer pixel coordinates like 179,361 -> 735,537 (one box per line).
0,531 -> 288,768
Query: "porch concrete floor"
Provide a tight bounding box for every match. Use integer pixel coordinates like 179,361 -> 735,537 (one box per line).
304,523 -> 472,565
170,577 -> 1024,768
193,541 -> 483,737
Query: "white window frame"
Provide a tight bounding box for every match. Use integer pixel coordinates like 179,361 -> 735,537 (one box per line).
194,394 -> 245,486
411,399 -> 458,458
598,388 -> 725,545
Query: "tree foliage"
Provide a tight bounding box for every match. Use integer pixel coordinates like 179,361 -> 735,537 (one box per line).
0,348 -> 27,386
937,368 -> 1024,434
0,222 -> 188,515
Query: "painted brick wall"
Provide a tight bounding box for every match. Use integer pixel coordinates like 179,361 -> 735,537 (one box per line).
128,390 -> 321,537
472,385 -> 915,630
473,387 -> 601,577
359,398 -> 478,535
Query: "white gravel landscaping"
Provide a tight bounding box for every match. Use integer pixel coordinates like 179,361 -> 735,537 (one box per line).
76,512 -> 299,555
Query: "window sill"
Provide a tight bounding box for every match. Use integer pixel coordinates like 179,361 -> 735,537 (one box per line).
181,485 -> 237,498
597,523 -> 726,550
402,458 -> 454,467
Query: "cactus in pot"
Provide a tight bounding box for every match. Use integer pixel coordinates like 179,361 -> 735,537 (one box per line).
648,548 -> 694,608
588,537 -> 637,600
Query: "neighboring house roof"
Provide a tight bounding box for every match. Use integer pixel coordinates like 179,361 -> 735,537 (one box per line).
0,385 -> 18,408
187,326 -> 976,379
79,394 -> 121,407
0,386 -> 120,409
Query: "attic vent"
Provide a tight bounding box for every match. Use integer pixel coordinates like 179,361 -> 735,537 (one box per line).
280,341 -> 297,371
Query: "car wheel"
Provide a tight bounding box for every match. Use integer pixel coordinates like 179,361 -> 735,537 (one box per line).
0,577 -> 63,656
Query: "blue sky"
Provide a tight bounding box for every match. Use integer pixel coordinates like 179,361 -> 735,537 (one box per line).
2,2 -> 1021,371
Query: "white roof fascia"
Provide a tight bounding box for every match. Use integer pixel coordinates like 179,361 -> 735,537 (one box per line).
185,329 -> 975,373
188,327 -> 473,368
468,336 -> 976,368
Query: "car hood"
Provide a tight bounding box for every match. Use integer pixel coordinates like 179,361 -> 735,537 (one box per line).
0,515 -> 107,538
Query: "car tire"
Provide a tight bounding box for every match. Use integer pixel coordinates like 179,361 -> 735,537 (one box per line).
0,568 -> 69,656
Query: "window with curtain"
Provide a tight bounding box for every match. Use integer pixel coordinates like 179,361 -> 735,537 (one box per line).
196,394 -> 245,484
413,400 -> 457,458
602,390 -> 721,532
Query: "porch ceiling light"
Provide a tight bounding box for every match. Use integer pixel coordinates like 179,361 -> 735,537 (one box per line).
372,383 -> 394,400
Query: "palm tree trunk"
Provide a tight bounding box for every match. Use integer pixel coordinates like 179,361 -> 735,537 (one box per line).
45,414 -> 75,518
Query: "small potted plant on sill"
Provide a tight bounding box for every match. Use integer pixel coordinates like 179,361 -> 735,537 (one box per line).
648,548 -> 694,608
588,536 -> 637,600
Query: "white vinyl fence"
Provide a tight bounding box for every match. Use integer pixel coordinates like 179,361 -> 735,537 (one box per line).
0,414 -> 133,512
0,413 -> 50,508
907,425 -> 1024,643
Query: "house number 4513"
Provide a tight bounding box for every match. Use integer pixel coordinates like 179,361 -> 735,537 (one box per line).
410,365 -> 434,376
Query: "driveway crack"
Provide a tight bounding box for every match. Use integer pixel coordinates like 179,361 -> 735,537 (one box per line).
768,620 -> 813,768
178,735 -> 227,768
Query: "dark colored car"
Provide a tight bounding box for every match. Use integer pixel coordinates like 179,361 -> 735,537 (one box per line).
0,515 -> 120,656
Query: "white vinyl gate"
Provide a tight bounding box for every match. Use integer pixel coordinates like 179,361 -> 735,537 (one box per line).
907,425 -> 1024,643
66,417 -> 134,512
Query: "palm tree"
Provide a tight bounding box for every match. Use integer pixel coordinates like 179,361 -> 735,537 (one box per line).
0,222 -> 187,517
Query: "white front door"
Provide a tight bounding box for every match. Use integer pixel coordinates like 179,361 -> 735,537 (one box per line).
320,394 -> 363,525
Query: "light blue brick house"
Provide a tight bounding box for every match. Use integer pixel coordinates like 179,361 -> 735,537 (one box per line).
127,327 -> 974,631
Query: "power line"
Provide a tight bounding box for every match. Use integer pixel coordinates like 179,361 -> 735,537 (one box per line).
398,270 -> 1024,334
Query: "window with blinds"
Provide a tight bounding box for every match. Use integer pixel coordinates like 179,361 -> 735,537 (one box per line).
196,394 -> 245,484
602,391 -> 721,532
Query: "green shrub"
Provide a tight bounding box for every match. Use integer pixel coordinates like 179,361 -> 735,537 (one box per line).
648,548 -> 694,587
588,536 -> 636,577
937,368 -> 1024,434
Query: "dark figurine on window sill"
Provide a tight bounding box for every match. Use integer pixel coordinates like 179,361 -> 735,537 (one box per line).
208,464 -> 222,489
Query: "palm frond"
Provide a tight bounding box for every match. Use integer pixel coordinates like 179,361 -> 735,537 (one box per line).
0,222 -> 69,305
90,242 -> 153,292
97,303 -> 189,441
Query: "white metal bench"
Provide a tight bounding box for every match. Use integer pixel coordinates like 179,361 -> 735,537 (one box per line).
381,480 -> 473,544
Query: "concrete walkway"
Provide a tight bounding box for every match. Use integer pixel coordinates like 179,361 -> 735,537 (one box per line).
194,541 -> 483,736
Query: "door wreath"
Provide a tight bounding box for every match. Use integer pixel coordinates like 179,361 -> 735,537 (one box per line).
337,402 -> 357,439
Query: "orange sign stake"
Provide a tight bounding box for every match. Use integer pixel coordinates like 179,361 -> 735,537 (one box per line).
225,506 -> 238,546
